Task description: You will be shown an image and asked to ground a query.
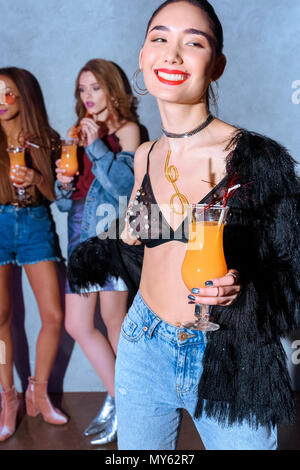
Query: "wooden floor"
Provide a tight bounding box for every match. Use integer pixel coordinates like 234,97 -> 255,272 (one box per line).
0,392 -> 299,450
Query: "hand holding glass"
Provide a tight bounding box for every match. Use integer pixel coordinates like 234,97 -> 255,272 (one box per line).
58,139 -> 79,190
7,146 -> 28,201
181,204 -> 229,331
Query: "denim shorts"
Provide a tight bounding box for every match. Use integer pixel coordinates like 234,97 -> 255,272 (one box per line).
66,198 -> 127,294
0,204 -> 60,266
115,291 -> 277,450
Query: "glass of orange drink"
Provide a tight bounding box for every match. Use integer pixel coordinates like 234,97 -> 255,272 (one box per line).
7,145 -> 28,201
181,204 -> 229,331
60,139 -> 79,177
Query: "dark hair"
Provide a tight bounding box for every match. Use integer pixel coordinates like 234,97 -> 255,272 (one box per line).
0,67 -> 59,202
146,0 -> 223,56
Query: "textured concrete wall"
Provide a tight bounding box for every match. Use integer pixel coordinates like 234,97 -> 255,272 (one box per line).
1,0 -> 299,391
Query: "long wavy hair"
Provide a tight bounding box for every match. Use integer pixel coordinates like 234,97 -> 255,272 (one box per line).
74,59 -> 139,127
0,67 -> 59,203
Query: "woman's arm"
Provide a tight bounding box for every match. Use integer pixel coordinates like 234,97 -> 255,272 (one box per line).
85,139 -> 135,202
80,118 -> 141,201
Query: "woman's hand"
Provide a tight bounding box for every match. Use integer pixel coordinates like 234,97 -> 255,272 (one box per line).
11,166 -> 43,188
54,159 -> 75,184
67,125 -> 79,139
120,224 -> 142,246
187,269 -> 241,306
80,117 -> 101,147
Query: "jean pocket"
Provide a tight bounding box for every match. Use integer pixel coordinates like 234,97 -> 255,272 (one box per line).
27,205 -> 49,221
121,309 -> 144,343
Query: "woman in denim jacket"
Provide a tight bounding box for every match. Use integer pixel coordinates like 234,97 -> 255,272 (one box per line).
55,59 -> 141,446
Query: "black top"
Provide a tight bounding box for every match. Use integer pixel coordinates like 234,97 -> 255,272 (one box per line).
128,141 -> 227,247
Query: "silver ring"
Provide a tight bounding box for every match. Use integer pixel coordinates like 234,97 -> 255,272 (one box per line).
226,272 -> 238,282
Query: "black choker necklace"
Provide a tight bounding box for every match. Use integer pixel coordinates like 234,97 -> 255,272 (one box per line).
162,113 -> 214,139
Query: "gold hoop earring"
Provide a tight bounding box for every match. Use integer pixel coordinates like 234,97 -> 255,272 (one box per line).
132,69 -> 148,96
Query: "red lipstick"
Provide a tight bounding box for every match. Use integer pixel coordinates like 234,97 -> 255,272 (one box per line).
154,69 -> 190,86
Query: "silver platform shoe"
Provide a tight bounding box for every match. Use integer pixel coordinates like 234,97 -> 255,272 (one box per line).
90,410 -> 117,446
83,394 -> 115,437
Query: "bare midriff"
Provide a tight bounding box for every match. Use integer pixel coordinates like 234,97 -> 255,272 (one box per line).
139,241 -> 198,326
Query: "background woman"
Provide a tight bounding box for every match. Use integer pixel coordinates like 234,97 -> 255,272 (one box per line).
110,0 -> 299,450
0,67 -> 68,442
55,59 -> 141,445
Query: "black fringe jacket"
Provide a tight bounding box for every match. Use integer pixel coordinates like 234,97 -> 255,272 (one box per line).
68,129 -> 300,429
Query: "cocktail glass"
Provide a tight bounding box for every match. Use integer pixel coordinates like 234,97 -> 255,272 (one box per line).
181,204 -> 229,331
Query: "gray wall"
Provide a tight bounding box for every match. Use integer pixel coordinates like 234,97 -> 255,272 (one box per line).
1,0 -> 300,392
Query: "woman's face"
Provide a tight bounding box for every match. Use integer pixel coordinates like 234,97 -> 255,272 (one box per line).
0,75 -> 20,122
78,71 -> 108,116
139,1 -> 224,105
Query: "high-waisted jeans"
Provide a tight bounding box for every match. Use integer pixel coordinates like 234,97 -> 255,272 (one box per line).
115,291 -> 277,450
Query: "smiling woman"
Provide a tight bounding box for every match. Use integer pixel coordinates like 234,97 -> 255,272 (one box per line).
67,0 -> 300,451
141,0 -> 224,109
114,0 -> 299,450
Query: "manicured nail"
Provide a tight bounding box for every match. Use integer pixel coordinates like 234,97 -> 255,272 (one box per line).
205,280 -> 213,286
188,294 -> 195,301
192,288 -> 199,294
188,301 -> 195,304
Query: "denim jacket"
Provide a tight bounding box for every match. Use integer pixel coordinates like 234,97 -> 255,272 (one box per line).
55,138 -> 134,242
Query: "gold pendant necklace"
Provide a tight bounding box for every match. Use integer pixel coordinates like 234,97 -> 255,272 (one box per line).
164,150 -> 189,215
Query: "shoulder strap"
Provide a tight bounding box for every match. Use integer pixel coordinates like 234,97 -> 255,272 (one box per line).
146,141 -> 157,174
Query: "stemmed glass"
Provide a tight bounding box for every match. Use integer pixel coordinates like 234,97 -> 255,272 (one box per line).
7,145 -> 30,202
181,204 -> 229,331
59,139 -> 79,191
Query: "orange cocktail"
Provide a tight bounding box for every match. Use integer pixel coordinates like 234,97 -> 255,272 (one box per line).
7,146 -> 26,183
60,140 -> 78,177
181,220 -> 227,291
181,204 -> 229,331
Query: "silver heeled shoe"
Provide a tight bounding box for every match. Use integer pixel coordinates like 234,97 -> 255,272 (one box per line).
83,394 -> 115,437
90,410 -> 117,446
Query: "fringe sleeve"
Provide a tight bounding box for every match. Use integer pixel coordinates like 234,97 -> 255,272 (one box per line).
67,232 -> 144,304
258,190 -> 300,335
238,131 -> 300,335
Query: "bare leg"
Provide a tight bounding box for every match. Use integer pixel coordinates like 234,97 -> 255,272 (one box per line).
24,261 -> 63,382
99,291 -> 128,355
0,264 -> 13,390
65,292 -> 116,396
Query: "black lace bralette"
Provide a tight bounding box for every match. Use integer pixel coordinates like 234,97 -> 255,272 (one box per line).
128,141 -> 227,248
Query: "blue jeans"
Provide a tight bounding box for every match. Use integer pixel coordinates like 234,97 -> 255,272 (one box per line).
0,204 -> 60,266
115,291 -> 277,450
